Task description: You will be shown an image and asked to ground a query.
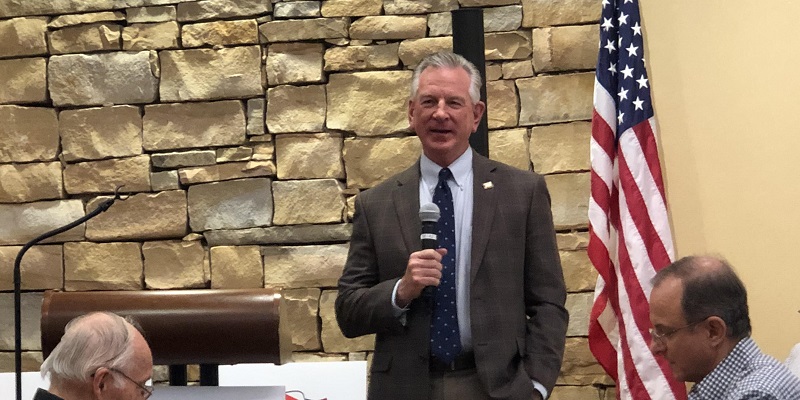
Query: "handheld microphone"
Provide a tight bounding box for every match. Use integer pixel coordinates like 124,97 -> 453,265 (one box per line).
419,203 -> 440,302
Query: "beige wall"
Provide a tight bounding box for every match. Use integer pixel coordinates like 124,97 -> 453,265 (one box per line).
640,0 -> 800,357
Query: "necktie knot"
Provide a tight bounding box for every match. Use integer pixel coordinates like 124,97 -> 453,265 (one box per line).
438,168 -> 453,183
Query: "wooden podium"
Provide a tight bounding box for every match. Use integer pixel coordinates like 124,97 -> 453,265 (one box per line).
40,289 -> 292,385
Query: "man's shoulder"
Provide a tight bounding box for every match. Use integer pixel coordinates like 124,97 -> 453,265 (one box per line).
33,389 -> 64,400
733,350 -> 800,399
355,163 -> 417,201
475,155 -> 546,186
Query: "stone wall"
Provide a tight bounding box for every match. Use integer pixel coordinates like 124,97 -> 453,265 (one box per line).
0,0 -> 612,397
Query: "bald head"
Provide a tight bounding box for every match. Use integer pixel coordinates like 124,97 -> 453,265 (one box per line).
653,256 -> 751,339
41,312 -> 153,390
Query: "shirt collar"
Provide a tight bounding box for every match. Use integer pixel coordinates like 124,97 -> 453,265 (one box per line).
689,337 -> 758,399
420,149 -> 473,189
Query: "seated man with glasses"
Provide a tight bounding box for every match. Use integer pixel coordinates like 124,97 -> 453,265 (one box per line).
649,255 -> 800,399
36,312 -> 154,400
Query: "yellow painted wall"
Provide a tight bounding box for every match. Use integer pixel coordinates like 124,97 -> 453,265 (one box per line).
639,0 -> 800,358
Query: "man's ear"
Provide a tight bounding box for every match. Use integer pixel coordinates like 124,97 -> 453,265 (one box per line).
472,101 -> 486,131
705,316 -> 728,347
92,368 -> 109,396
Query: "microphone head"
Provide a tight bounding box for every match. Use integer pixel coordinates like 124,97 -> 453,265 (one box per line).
419,203 -> 440,223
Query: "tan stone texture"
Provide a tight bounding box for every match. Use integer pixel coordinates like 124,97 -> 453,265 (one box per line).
49,11 -> 124,28
122,21 -> 180,50
160,46 -> 262,101
558,338 -> 614,386
260,18 -> 348,42
530,121 -> 590,174
143,101 -> 245,151
60,105 -> 143,162
522,0 -> 601,28
283,288 -> 322,351
127,6 -> 177,23
267,42 -> 324,84
217,146 -> 253,162
557,231 -> 589,251
320,0 -> 381,17
324,43 -> 399,71
264,244 -> 348,288
0,200 -> 85,245
383,0 -> 457,14
397,37 -> 452,68
246,98 -> 265,136
176,0 -> 271,22
531,25 -> 599,72
565,292 -> 592,336
0,351 -> 43,372
274,1 -> 320,18
182,19 -> 258,47
266,85 -> 326,133
550,385 -> 606,400
273,179 -> 345,225
0,17 -> 47,57
485,31 -> 532,60
545,172 -> 589,230
252,143 -> 274,161
276,133 -> 344,179
0,162 -> 63,203
343,137 -> 421,188
486,79 -> 519,129
63,155 -> 151,195
48,23 -> 121,54
151,170 -> 180,191
143,240 -> 207,289
188,178 -> 273,231
501,60 -> 533,79
64,242 -> 143,290
204,223 -> 352,246
427,12 -> 451,37
484,5 -> 522,32
488,128 -> 529,171
151,150 -> 216,168
0,106 -> 58,163
561,249 -> 595,292
349,16 -> 426,40
459,0 -> 517,6
485,63 -> 503,81
327,71 -> 412,136
346,194 -> 356,220
210,245 -> 263,288
0,58 -> 47,104
0,245 -> 62,290
0,1 -> 114,19
292,353 -> 346,362
85,190 -> 188,241
48,51 -> 159,106
0,293 -> 42,351
517,73 -> 594,125
319,290 -> 374,352
178,161 -> 276,185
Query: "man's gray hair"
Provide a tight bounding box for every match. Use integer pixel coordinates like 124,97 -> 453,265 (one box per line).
40,312 -> 139,388
410,51 -> 482,103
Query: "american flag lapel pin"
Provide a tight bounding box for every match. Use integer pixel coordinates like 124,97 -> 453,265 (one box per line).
482,181 -> 493,190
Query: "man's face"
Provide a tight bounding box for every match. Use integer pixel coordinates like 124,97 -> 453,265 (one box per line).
648,276 -> 715,382
408,66 -> 485,167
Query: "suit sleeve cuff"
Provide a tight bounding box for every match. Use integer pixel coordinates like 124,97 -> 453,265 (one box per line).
532,380 -> 548,399
391,280 -> 409,326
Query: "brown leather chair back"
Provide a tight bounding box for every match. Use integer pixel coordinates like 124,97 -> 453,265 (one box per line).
41,289 -> 291,365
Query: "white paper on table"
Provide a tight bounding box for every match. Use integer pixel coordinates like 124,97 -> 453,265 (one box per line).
149,386 -> 285,400
219,361 -> 367,400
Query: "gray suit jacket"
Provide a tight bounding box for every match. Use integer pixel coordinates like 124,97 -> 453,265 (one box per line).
336,152 -> 568,400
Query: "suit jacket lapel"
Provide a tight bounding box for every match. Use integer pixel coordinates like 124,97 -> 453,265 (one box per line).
392,160 -> 422,255
470,153 -> 497,284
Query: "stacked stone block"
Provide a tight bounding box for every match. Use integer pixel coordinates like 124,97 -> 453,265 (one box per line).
0,0 -> 611,396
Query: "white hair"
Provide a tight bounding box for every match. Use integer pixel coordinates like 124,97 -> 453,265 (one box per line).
40,312 -> 138,388
410,51 -> 482,103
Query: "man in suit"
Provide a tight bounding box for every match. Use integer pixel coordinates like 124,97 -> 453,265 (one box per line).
35,312 -> 153,400
649,256 -> 800,399
336,52 -> 568,400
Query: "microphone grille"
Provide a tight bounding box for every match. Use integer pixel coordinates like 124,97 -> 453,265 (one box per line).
419,202 -> 440,222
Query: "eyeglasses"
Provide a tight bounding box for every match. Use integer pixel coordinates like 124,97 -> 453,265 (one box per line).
108,368 -> 154,399
649,319 -> 705,344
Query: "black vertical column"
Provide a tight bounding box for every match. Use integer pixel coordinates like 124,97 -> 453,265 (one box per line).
452,8 -> 489,158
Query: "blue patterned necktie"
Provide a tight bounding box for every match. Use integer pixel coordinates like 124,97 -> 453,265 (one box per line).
430,167 -> 462,363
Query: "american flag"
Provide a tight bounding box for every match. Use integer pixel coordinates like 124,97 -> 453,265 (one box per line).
587,1 -> 687,399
